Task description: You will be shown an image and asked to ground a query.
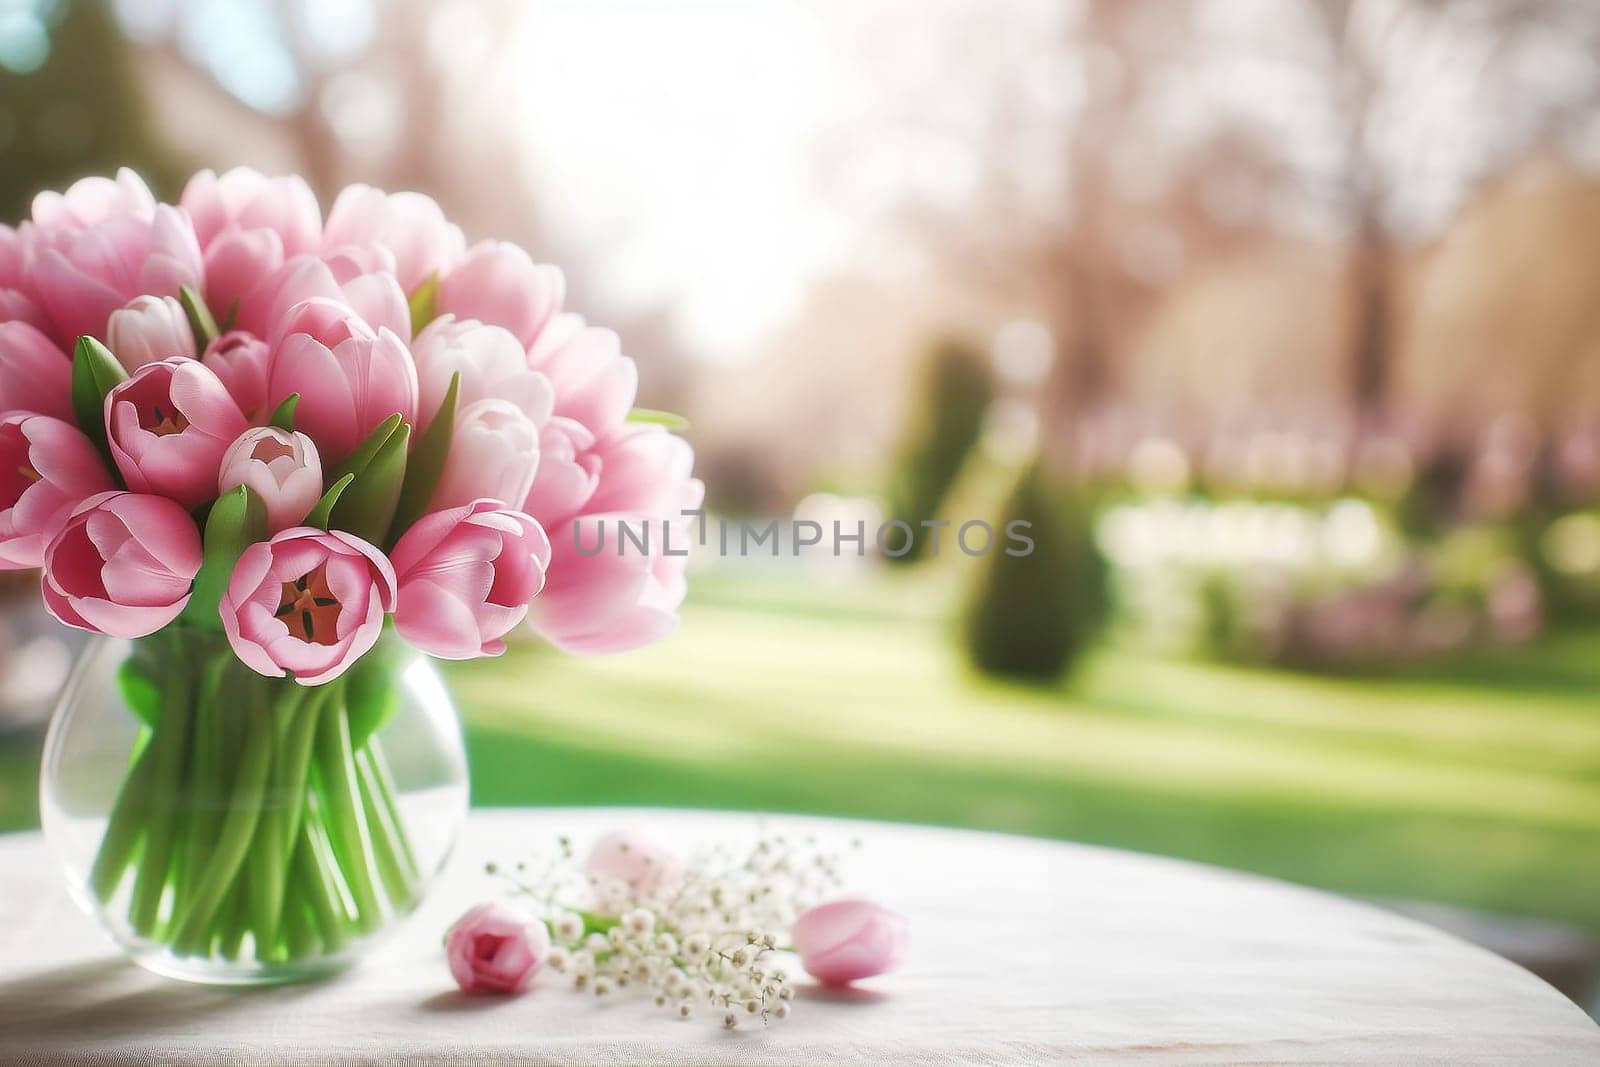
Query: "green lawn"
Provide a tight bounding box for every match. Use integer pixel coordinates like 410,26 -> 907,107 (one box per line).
4,568 -> 1598,931
455,569 -> 1600,932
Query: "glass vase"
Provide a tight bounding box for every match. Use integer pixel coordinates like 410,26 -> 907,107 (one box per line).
39,627 -> 469,985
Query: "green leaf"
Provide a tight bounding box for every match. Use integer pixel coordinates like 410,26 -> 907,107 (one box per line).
71,336 -> 128,466
330,413 -> 404,486
331,421 -> 410,544
219,297 -> 240,334
115,657 -> 163,730
305,474 -> 354,530
179,284 -> 220,348
388,372 -> 458,543
268,393 -> 299,432
345,636 -> 408,749
626,407 -> 690,431
408,273 -> 439,338
182,484 -> 267,631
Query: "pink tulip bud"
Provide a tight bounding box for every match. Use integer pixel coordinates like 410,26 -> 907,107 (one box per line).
42,491 -> 202,638
0,414 -> 113,569
220,527 -> 397,686
527,427 -> 702,655
107,358 -> 248,509
0,225 -> 48,332
181,167 -> 322,258
202,227 -> 284,320
436,241 -> 564,350
586,830 -> 681,894
29,168 -> 155,231
792,899 -> 909,986
323,184 -> 465,292
0,321 -> 72,421
201,331 -> 272,421
27,195 -> 202,346
234,255 -> 409,343
522,417 -> 600,529
527,313 -> 638,436
445,902 -> 548,995
266,306 -> 417,465
218,427 -> 323,534
106,294 -> 196,372
391,500 -> 550,659
431,400 -> 541,512
411,315 -> 553,432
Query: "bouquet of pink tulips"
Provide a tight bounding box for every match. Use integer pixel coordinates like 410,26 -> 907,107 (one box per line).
1,168 -> 699,966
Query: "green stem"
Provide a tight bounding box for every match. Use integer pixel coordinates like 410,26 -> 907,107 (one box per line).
247,684 -> 302,953
364,741 -> 420,882
89,738 -> 157,902
169,705 -> 273,948
355,747 -> 416,910
293,826 -> 349,952
218,880 -> 249,961
314,688 -> 385,932
174,655 -> 228,924
130,643 -> 194,936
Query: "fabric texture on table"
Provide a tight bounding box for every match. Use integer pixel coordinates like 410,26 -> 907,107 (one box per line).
1,808 -> 1597,1065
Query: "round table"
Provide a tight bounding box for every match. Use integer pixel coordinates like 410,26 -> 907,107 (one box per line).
1,808 -> 1596,1064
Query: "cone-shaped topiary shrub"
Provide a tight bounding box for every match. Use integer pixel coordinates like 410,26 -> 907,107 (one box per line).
962,460 -> 1106,683
884,338 -> 994,564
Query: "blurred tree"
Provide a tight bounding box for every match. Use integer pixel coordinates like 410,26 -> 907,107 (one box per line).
0,0 -> 182,218
884,338 -> 994,564
962,462 -> 1106,683
825,0 -> 1600,440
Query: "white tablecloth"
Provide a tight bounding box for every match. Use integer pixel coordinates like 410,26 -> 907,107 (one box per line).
1,808 -> 1596,1064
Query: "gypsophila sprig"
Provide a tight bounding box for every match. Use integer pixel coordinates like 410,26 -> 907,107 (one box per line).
471,827 -> 869,1028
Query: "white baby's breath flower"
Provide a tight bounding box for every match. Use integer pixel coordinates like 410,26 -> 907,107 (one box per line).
623,908 -> 655,935
554,912 -> 585,942
655,932 -> 678,956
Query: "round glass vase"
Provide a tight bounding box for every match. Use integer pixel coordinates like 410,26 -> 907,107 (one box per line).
39,627 -> 468,985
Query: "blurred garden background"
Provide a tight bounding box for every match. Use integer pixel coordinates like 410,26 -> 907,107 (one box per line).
1,0 -> 1599,1012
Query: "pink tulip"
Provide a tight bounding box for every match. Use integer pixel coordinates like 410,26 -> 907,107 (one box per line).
29,168 -> 155,231
27,193 -> 203,345
235,254 -> 409,343
0,321 -> 72,420
323,184 -> 464,292
436,241 -> 563,350
526,313 -> 638,436
446,903 -> 548,996
527,426 -> 702,654
201,227 -> 285,321
107,358 -> 248,509
105,294 -> 196,372
586,830 -> 681,894
181,167 -> 321,257
410,315 -> 553,432
391,500 -> 550,659
265,303 -> 417,464
0,414 -> 113,568
217,427 -> 323,534
220,527 -> 397,686
42,491 -> 202,638
522,417 -> 600,527
0,225 -> 47,332
792,899 -> 909,986
431,400 -> 541,512
201,331 -> 272,421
